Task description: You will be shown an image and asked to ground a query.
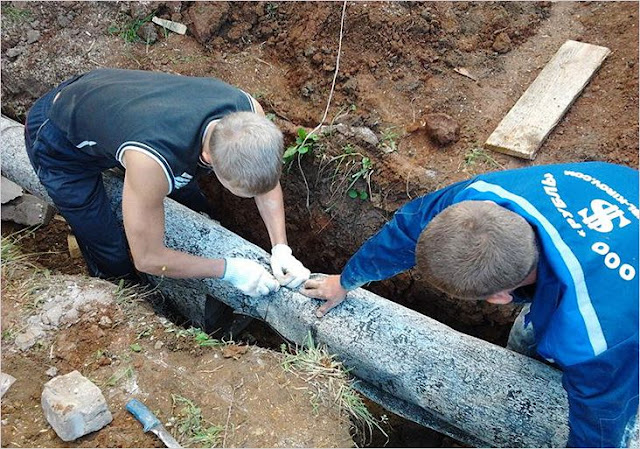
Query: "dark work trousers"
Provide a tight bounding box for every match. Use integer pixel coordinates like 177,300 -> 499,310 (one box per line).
24,79 -> 213,281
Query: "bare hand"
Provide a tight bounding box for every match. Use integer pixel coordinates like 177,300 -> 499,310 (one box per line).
300,275 -> 348,318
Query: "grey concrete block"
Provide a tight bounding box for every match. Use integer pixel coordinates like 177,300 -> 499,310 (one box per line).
41,370 -> 113,442
1,176 -> 23,203
0,372 -> 17,398
2,193 -> 55,226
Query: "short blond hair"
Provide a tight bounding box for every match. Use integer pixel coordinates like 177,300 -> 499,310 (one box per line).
416,201 -> 538,299
208,111 -> 283,195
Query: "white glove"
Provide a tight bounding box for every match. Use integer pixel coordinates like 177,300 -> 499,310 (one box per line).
222,258 -> 280,297
270,244 -> 311,288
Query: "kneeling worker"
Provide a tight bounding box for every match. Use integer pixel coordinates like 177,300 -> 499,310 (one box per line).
25,68 -> 310,296
302,162 -> 638,447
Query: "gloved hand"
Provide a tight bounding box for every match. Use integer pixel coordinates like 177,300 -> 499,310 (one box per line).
270,244 -> 311,288
222,258 -> 280,297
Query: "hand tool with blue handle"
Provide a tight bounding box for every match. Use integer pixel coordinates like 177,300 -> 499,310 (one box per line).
126,398 -> 182,448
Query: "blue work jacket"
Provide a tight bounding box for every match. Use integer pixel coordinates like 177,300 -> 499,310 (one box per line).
341,162 -> 639,447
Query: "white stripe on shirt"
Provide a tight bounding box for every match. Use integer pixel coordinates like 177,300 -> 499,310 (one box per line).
116,142 -> 175,194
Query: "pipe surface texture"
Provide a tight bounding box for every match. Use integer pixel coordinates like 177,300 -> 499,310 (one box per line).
2,115 -> 570,447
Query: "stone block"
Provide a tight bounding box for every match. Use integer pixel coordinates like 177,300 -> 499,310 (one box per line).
2,193 -> 55,226
41,371 -> 112,441
1,176 -> 23,203
0,372 -> 16,398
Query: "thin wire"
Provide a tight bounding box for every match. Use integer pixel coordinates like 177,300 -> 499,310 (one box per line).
298,0 -> 348,210
300,0 -> 348,148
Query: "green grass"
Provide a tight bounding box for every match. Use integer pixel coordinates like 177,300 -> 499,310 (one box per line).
317,145 -> 375,208
114,279 -> 158,307
108,12 -> 156,44
105,366 -> 134,387
265,2 -> 279,19
281,332 -> 387,441
171,394 -> 224,447
2,233 -> 32,270
462,147 -> 502,169
1,327 -> 18,343
2,5 -> 31,23
1,230 -> 54,276
379,127 -> 399,153
165,326 -> 227,348
346,156 -> 373,200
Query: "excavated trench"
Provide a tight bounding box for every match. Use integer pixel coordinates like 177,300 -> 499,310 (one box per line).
198,133 -> 523,347
3,113 -> 556,447
7,3 -> 620,445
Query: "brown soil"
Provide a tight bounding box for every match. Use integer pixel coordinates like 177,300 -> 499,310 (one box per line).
1,260 -> 357,448
1,1 -> 638,447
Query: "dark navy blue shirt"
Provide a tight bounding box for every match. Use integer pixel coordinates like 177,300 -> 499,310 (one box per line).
341,162 -> 639,447
48,68 -> 255,193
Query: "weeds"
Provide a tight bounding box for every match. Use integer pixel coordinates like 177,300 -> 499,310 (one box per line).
2,233 -> 32,271
171,394 -> 224,447
108,12 -> 156,44
1,328 -> 17,342
136,326 -> 153,340
281,332 -> 388,443
379,127 -> 399,153
24,291 -> 46,312
2,5 -> 31,23
1,230 -> 55,277
283,128 -> 320,166
166,326 -> 227,348
346,156 -> 373,200
317,145 -> 375,209
114,279 -> 158,307
105,366 -> 134,387
265,2 -> 279,19
461,147 -> 502,170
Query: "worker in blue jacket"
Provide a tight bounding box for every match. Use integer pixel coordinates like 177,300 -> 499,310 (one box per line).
301,162 -> 638,447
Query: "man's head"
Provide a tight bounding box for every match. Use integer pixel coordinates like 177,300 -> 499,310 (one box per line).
416,201 -> 538,303
207,111 -> 283,197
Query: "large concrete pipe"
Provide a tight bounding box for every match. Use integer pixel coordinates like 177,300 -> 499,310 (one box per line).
1,115 -> 570,447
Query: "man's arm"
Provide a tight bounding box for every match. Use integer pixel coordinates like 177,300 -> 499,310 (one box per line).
339,182 -> 470,291
254,182 -> 287,247
301,180 -> 470,316
254,182 -> 310,287
122,151 -> 279,296
122,150 -> 224,278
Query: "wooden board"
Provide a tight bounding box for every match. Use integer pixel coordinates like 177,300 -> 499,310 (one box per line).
485,40 -> 610,160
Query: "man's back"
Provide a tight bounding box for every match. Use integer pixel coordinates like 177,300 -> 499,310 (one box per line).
334,161 -> 638,446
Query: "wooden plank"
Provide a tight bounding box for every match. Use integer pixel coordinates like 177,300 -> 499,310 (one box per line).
485,40 -> 610,160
